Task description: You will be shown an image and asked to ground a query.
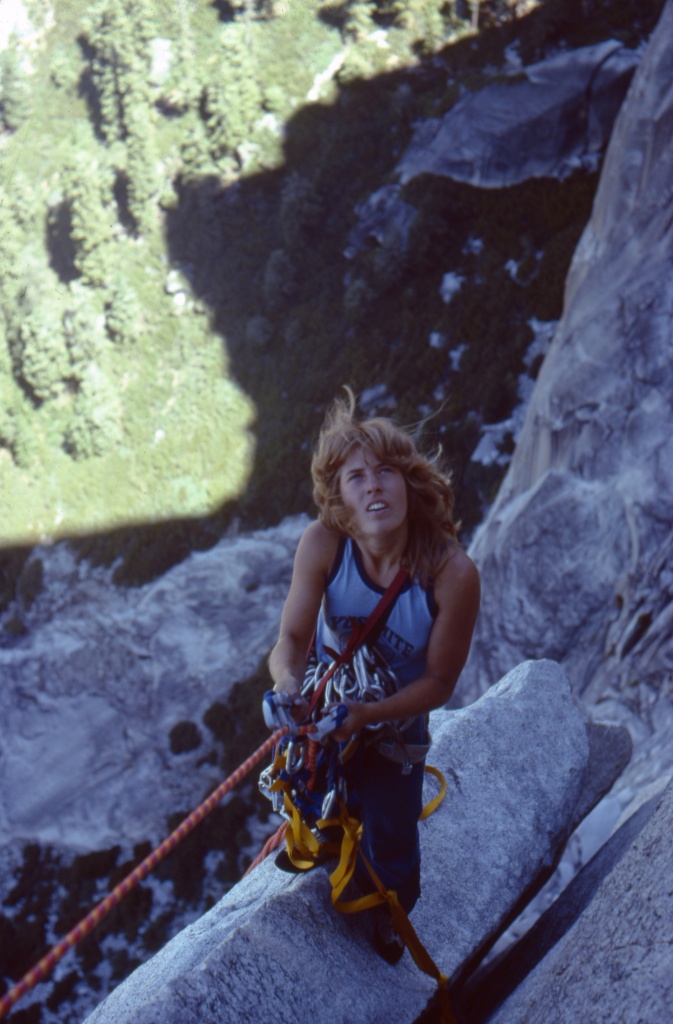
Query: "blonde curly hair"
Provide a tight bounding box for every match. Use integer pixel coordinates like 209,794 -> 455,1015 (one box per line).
311,388 -> 459,585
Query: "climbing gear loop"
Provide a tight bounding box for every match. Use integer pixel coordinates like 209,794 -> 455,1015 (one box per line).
302,641 -> 413,736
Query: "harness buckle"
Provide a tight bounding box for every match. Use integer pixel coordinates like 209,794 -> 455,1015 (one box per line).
258,765 -> 284,813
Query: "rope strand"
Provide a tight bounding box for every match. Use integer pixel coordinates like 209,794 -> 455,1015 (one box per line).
0,724 -> 315,1022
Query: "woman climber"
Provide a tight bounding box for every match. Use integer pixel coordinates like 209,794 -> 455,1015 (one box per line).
268,388 -> 480,962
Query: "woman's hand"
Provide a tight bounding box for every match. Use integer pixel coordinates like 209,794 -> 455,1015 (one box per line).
270,686 -> 309,724
327,699 -> 374,743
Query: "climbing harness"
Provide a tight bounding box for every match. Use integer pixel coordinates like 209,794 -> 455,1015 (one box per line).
259,723 -> 455,1020
259,566 -> 411,856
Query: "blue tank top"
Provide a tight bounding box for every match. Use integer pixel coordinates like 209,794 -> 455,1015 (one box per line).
315,537 -> 437,687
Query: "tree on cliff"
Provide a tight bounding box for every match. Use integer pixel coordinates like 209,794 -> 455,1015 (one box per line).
60,144 -> 117,288
202,22 -> 263,161
0,41 -> 33,131
82,0 -> 158,233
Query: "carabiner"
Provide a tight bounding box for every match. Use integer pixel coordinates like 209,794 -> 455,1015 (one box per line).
285,738 -> 306,775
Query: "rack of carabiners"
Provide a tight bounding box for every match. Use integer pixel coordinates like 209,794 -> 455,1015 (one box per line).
259,663 -> 456,1023
260,681 -> 346,828
259,643 -> 407,851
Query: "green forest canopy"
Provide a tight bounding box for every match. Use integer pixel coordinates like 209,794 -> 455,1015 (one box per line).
0,0 -> 664,552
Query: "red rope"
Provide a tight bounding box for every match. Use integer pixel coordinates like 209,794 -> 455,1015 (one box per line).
0,724 -> 314,1021
242,821 -> 288,876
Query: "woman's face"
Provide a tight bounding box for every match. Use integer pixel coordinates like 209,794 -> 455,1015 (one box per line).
338,446 -> 408,544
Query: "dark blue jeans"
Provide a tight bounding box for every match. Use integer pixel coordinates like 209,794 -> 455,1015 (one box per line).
345,717 -> 427,913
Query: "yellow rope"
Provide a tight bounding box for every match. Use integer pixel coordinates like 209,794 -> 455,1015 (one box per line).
420,764 -> 447,820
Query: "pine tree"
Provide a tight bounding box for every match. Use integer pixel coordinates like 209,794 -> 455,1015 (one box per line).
345,1 -> 375,42
394,0 -> 446,51
83,0 -> 157,143
0,41 -> 33,131
11,303 -> 70,404
104,274 -> 142,346
64,364 -> 123,460
162,6 -> 201,114
0,183 -> 27,311
0,170 -> 71,408
63,282 -> 108,373
60,148 -> 116,287
202,23 -> 263,161
262,249 -> 297,314
125,100 -> 158,235
83,0 -> 159,234
179,111 -> 217,181
279,173 -> 324,248
0,367 -> 37,468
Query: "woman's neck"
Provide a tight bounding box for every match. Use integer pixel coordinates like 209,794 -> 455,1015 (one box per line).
353,530 -> 408,588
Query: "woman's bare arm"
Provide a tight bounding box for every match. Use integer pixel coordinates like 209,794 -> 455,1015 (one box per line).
268,521 -> 339,695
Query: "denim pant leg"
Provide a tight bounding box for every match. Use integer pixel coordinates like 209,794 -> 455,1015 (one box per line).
347,726 -> 427,914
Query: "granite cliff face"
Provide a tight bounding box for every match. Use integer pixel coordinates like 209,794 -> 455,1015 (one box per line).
459,0 -> 673,806
0,519 -> 305,852
455,4 -> 673,1014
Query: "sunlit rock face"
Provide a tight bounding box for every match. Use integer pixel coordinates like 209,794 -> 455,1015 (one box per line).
396,40 -> 640,187
0,517 -> 307,850
460,0 -> 673,744
451,12 -> 673,979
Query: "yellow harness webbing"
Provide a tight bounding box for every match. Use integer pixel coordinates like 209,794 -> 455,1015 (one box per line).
276,762 -> 456,1020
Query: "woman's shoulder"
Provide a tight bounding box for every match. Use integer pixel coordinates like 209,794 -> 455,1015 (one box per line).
297,519 -> 343,570
433,542 -> 480,602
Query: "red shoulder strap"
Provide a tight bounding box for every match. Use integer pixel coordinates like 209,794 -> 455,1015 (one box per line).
306,567 -> 408,718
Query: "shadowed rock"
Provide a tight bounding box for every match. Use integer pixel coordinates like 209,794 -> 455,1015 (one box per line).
396,41 -> 639,187
481,780 -> 673,1024
0,516 -> 308,849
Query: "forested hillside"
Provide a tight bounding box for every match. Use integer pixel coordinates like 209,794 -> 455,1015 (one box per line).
0,0 -> 663,588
